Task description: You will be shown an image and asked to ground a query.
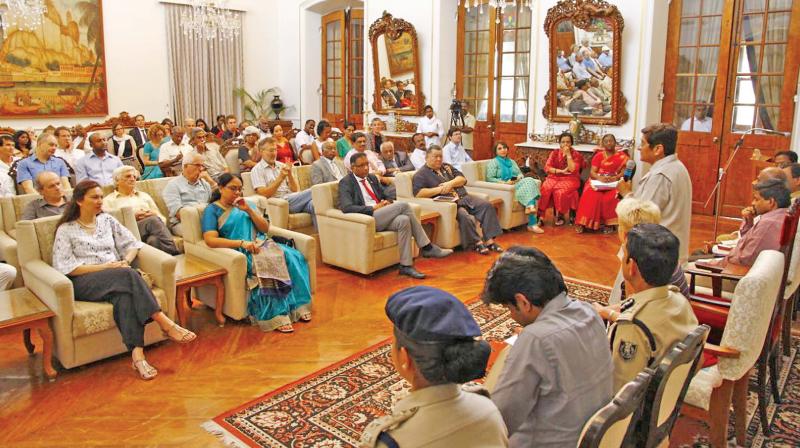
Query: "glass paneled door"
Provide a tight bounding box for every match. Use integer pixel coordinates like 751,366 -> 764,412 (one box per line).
661,0 -> 798,216
457,2 -> 532,160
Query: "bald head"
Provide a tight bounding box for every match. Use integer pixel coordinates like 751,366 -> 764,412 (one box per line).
35,170 -> 64,203
757,166 -> 789,185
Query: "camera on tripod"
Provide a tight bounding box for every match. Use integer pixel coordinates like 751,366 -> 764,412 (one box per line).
449,98 -> 464,128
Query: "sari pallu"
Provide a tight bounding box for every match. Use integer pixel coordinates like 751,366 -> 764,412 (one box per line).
207,203 -> 312,332
575,150 -> 629,229
487,156 -> 541,227
538,148 -> 584,216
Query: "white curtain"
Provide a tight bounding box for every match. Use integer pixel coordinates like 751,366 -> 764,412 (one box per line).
164,4 -> 244,123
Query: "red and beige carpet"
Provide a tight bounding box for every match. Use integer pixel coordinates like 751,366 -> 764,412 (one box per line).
202,279 -> 800,448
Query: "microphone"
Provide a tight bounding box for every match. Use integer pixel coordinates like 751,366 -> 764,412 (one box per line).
622,160 -> 636,182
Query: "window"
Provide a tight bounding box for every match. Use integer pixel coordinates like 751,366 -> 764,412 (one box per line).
322,9 -> 364,126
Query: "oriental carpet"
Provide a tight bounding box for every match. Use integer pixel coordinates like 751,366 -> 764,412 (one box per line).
203,278 -> 800,448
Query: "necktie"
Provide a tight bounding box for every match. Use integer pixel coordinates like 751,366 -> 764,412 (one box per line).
360,178 -> 379,203
140,128 -> 147,143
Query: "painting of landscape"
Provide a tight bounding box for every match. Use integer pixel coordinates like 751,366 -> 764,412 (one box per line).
0,0 -> 107,117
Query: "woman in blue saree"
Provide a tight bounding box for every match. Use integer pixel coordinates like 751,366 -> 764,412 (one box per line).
202,173 -> 312,333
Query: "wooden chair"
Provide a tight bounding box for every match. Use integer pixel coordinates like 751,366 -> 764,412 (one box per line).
577,371 -> 652,448
637,325 -> 709,447
681,250 -> 784,447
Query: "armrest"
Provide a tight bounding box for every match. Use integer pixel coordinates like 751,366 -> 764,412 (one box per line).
468,180 -> 515,192
324,209 -> 377,227
137,245 -> 177,290
687,266 -> 743,297
0,231 -> 17,266
703,343 -> 740,359
266,197 -> 290,227
693,260 -> 724,273
468,191 -> 490,201
267,197 -> 289,207
21,260 -> 74,319
185,242 -> 247,270
690,300 -> 730,317
269,226 -> 317,292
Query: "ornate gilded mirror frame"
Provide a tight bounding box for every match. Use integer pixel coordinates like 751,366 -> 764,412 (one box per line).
543,0 -> 628,125
368,11 -> 425,116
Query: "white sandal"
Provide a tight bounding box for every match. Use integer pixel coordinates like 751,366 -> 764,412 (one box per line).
132,359 -> 158,380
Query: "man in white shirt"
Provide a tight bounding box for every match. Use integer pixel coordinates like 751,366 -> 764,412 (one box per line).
251,137 -> 316,227
310,120 -> 333,163
158,126 -> 190,175
311,140 -> 346,185
460,101 -> 477,158
442,129 -> 473,171
53,126 -> 84,170
257,116 -> 272,140
0,135 -> 17,197
417,105 -> 444,149
294,119 -> 317,160
409,133 -> 427,170
571,54 -> 592,81
680,105 -> 713,133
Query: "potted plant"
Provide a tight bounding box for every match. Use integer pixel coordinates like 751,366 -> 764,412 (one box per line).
233,86 -> 294,120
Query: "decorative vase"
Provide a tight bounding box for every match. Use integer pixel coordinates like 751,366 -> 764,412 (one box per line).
270,95 -> 284,119
569,112 -> 583,143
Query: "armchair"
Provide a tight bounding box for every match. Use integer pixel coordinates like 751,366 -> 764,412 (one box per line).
310,181 -> 421,275
0,193 -> 45,287
179,203 -> 316,321
461,160 -> 531,230
681,250 -> 784,447
15,208 -> 175,369
242,167 -> 316,235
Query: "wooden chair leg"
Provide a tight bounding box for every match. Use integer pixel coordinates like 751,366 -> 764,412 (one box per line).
756,359 -> 771,436
769,348 -> 782,404
708,380 -> 734,448
732,376 -> 749,446
784,293 -> 797,357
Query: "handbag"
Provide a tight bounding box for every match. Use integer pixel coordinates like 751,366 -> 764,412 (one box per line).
271,235 -> 296,248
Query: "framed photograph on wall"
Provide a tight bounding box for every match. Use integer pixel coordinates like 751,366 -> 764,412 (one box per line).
384,32 -> 415,76
0,0 -> 109,118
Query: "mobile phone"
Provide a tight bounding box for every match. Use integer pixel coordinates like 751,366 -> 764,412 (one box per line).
510,176 -> 518,181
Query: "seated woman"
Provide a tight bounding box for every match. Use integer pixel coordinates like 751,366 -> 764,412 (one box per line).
485,141 -> 543,233
359,286 -> 507,447
202,173 -> 312,333
141,124 -> 166,179
108,123 -> 138,168
538,132 -> 584,226
272,124 -> 295,165
574,134 -> 628,234
238,126 -> 261,172
335,122 -> 355,159
13,129 -> 33,158
195,118 -> 210,133
104,166 -> 180,255
52,180 -> 196,380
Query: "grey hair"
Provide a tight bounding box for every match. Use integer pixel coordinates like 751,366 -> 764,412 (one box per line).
33,170 -> 59,191
183,151 -> 205,167
380,141 -> 394,152
112,165 -> 138,185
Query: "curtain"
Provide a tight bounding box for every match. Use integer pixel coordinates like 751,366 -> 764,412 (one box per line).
164,4 -> 244,124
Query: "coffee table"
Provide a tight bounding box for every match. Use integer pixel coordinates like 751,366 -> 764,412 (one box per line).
0,288 -> 56,380
175,255 -> 228,328
420,211 -> 441,243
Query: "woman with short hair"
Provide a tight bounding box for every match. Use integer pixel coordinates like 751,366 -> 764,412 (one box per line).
108,123 -> 138,168
485,141 -> 543,233
53,180 -> 196,380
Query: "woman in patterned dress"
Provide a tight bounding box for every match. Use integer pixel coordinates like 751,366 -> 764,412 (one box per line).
52,180 -> 196,381
538,133 -> 585,226
485,141 -> 544,233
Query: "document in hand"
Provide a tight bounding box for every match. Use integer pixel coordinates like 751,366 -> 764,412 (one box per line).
590,179 -> 619,190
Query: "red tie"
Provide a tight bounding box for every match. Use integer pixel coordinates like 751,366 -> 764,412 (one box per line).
360,178 -> 379,202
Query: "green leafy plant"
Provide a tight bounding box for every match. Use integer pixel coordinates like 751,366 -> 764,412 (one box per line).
233,87 -> 294,120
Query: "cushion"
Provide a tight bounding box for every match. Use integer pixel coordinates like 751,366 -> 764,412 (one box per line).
294,165 -> 313,191
683,365 -> 723,411
374,231 -> 397,251
33,217 -> 59,266
138,178 -> 172,220
72,287 -> 166,338
287,212 -> 313,229
6,229 -> 15,240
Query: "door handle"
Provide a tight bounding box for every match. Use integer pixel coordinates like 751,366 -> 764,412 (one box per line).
487,124 -> 493,129
712,136 -> 719,143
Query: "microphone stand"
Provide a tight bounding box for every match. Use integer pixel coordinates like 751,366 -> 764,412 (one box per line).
704,133 -> 747,239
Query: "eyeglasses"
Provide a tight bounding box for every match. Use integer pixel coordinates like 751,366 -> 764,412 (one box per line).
196,135 -> 207,140
187,163 -> 206,170
224,185 -> 243,192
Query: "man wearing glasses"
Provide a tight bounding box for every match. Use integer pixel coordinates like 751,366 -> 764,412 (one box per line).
163,153 -> 213,236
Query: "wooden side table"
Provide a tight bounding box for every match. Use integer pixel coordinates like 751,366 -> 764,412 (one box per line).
175,255 -> 228,328
489,198 -> 503,217
0,288 -> 56,380
420,211 -> 441,243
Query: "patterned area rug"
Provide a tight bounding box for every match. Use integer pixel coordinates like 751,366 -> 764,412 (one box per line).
202,279 -> 800,448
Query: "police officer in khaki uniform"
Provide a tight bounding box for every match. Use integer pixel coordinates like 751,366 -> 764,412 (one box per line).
602,224 -> 699,392
359,286 -> 509,448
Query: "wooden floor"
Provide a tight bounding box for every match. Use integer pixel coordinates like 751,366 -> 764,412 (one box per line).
0,215 -> 738,446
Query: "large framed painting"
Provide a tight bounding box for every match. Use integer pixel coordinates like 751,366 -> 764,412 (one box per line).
383,30 -> 414,76
0,0 -> 108,118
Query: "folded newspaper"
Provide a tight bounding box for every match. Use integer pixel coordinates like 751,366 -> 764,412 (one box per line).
589,179 -> 619,190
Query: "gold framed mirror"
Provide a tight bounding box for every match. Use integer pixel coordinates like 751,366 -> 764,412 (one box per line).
543,0 -> 628,125
368,11 -> 425,116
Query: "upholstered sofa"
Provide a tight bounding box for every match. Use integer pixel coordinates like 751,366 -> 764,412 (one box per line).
16,208 -> 175,369
461,160 -> 532,230
242,166 -> 316,236
178,203 -> 316,320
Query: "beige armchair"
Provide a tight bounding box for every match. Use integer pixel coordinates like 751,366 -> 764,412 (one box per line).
16,208 -> 175,369
134,177 -> 187,253
461,160 -> 531,230
310,181 -> 421,275
178,203 -> 317,321
0,193 -> 44,287
681,250 -> 784,447
242,167 -> 316,235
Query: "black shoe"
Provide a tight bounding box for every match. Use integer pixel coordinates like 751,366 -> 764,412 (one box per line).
486,243 -> 504,253
421,244 -> 453,258
399,265 -> 426,279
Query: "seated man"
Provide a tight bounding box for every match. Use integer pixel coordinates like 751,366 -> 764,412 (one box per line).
163,153 -> 213,236
311,140 -> 346,185
412,145 -> 503,255
408,132 -> 427,170
74,133 -> 123,186
482,246 -> 613,447
600,224 -> 698,392
14,134 -> 70,194
774,150 -> 797,169
344,132 -> 395,200
0,135 -> 17,197
442,128 -> 472,171
340,152 -> 451,279
104,165 -> 180,255
378,141 -> 415,176
784,163 -> 800,201
158,126 -> 190,176
21,171 -> 70,220
187,128 -> 229,183
251,137 -> 316,227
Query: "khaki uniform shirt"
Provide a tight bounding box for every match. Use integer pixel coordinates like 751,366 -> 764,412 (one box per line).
609,285 -> 699,392
360,383 -> 508,448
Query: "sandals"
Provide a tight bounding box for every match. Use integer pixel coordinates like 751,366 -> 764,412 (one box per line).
165,324 -> 197,344
474,243 -> 490,255
299,313 -> 312,322
554,216 -> 566,226
276,324 -> 294,333
574,225 -> 584,234
486,243 -> 504,253
132,359 -> 158,380
602,225 -> 616,235
524,205 -> 538,215
527,225 -> 544,234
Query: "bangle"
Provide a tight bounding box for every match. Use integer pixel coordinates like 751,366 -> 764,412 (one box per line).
239,240 -> 244,249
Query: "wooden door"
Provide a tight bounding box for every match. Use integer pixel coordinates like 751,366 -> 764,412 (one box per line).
322,11 -> 346,127
662,0 -> 799,217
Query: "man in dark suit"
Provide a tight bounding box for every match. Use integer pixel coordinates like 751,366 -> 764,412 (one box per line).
129,114 -> 149,149
311,140 -> 346,185
339,152 -> 452,278
378,141 -> 415,176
